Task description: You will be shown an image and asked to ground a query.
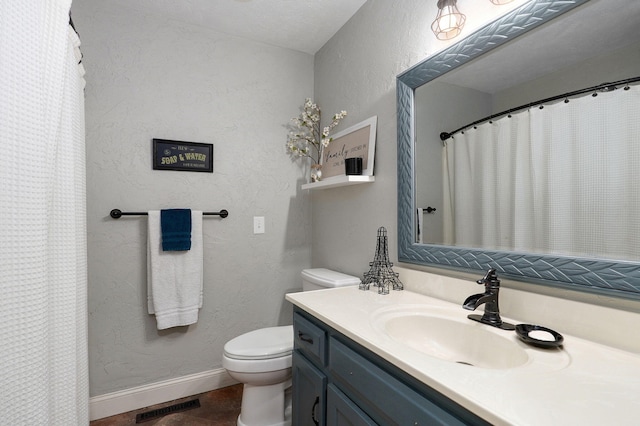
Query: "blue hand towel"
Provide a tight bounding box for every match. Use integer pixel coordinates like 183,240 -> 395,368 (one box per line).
161,209 -> 192,251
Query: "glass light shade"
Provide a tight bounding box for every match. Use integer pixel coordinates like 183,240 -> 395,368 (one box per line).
431,0 -> 466,40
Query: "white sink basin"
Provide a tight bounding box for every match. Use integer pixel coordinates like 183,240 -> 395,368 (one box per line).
372,306 -> 529,369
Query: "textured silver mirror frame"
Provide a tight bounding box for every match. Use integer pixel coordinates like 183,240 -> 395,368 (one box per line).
397,0 -> 640,299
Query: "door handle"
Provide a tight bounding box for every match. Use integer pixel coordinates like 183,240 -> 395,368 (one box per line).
298,331 -> 314,345
311,396 -> 319,425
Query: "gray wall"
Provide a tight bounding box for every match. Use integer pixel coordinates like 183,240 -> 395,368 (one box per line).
72,1 -> 314,396
312,0 -> 517,275
73,0 -> 525,397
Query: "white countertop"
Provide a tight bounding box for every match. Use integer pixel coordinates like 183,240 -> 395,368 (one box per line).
286,286 -> 640,425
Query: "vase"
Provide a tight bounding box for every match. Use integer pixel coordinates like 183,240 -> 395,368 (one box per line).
310,164 -> 322,182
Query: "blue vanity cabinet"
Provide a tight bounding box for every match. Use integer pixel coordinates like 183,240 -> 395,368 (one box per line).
326,384 -> 376,425
292,353 -> 326,425
293,307 -> 491,426
293,311 -> 328,425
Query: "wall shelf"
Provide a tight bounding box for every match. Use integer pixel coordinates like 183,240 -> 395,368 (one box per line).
301,175 -> 375,190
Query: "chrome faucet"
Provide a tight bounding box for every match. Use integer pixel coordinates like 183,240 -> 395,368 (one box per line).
463,268 -> 515,330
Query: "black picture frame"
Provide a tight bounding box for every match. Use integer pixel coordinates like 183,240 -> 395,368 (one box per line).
152,139 -> 213,173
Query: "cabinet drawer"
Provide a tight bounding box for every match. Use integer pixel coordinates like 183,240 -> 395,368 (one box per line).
294,312 -> 327,365
329,337 -> 476,426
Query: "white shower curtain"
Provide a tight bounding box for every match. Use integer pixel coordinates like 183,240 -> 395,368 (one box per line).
443,84 -> 640,261
0,0 -> 89,424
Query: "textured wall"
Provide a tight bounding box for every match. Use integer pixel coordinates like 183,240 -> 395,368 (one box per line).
312,0 -> 523,276
72,1 -> 314,396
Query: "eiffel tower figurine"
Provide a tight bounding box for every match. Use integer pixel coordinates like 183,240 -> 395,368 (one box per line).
359,227 -> 403,295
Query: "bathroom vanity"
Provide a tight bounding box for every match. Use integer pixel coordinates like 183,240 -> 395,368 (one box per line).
292,307 -> 489,425
286,285 -> 640,425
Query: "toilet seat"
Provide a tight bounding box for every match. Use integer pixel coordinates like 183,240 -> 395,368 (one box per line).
222,353 -> 292,374
222,325 -> 294,374
224,325 -> 293,360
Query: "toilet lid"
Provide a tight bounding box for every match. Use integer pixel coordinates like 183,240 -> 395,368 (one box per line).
224,325 -> 293,360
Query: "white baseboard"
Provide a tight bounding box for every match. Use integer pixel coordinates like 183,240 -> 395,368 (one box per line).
89,368 -> 238,421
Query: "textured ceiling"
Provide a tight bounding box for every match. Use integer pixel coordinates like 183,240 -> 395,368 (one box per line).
105,0 -> 367,54
440,0 -> 640,93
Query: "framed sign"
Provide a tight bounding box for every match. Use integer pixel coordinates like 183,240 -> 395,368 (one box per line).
321,116 -> 377,179
153,139 -> 213,173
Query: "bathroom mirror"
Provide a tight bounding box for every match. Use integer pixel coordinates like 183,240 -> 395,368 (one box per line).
397,0 -> 640,298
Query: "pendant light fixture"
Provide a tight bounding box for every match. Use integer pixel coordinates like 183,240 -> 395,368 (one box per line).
490,0 -> 515,4
431,0 -> 466,40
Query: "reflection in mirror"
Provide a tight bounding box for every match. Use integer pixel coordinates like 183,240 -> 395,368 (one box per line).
416,49 -> 640,259
397,0 -> 640,298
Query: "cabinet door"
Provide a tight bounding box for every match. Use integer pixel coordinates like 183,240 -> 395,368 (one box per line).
293,351 -> 327,426
327,384 -> 377,426
330,337 -> 481,425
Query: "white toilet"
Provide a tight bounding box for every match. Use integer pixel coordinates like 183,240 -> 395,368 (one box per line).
222,268 -> 361,426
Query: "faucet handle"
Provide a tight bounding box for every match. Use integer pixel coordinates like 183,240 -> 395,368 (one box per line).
476,268 -> 500,288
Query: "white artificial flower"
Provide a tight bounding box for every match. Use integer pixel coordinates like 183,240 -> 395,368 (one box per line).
286,99 -> 347,165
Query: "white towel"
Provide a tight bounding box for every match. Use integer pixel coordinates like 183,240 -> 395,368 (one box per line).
147,210 -> 203,330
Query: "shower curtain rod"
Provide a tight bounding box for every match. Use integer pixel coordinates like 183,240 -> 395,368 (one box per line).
440,76 -> 640,141
110,209 -> 229,219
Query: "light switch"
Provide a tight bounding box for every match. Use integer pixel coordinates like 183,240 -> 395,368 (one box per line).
253,216 -> 265,234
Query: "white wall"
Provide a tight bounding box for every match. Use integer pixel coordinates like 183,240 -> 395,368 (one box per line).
72,1 -> 314,396
312,0 -> 526,275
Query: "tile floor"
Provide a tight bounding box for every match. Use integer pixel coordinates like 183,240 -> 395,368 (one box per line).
90,384 -> 243,426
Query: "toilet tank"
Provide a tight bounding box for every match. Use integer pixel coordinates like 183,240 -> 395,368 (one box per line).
301,268 -> 361,291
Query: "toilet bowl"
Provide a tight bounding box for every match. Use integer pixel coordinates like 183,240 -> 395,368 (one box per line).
223,326 -> 294,426
222,268 -> 360,426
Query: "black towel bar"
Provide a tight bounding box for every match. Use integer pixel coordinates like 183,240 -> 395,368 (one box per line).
110,209 -> 229,219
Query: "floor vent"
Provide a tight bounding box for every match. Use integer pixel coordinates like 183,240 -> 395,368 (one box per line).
135,398 -> 201,423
